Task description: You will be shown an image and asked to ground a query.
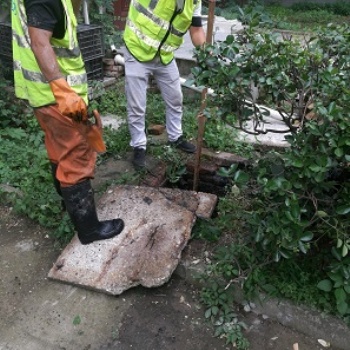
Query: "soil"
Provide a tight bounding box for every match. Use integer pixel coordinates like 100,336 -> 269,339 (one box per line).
0,156 -> 342,350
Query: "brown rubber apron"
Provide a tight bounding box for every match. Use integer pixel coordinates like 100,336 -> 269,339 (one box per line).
34,105 -> 97,187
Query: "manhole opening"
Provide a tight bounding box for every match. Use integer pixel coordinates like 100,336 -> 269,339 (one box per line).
162,160 -> 244,198
175,172 -> 231,198
141,157 -> 248,205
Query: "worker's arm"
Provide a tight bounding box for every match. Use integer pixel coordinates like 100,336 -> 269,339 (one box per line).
189,25 -> 206,47
189,0 -> 206,47
28,26 -> 87,120
27,26 -> 63,82
25,0 -> 65,80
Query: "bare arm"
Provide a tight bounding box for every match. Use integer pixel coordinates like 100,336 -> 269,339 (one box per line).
27,26 -> 63,82
189,25 -> 206,47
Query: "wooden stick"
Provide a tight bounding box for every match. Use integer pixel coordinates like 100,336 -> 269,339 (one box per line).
192,110 -> 206,191
192,0 -> 216,191
293,343 -> 299,350
206,0 -> 216,45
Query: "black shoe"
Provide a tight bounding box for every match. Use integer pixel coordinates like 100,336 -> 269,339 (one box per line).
169,136 -> 196,153
133,147 -> 146,169
61,180 -> 124,245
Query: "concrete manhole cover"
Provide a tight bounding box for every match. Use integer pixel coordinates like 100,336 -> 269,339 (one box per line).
48,185 -> 217,295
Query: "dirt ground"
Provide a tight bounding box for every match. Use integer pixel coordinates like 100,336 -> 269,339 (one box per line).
0,156 -> 343,350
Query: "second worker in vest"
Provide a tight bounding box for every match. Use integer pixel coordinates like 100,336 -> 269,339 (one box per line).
123,0 -> 206,169
11,0 -> 125,245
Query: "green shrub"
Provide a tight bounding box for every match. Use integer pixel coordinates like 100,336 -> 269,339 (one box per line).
291,1 -> 350,16
192,11 -> 350,321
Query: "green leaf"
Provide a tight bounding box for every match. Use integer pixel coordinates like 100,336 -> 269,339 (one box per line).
329,272 -> 343,283
234,170 -> 250,185
316,211 -> 328,218
300,232 -> 313,242
337,239 -> 343,248
317,279 -> 333,292
309,165 -> 321,172
290,202 -> 300,219
336,206 -> 350,215
334,148 -> 343,157
285,210 -> 294,222
298,240 -> 307,254
279,248 -> 292,259
335,288 -> 347,302
337,300 -> 348,315
273,251 -> 281,262
205,308 -> 212,319
212,306 -> 219,316
73,315 -> 81,325
262,284 -> 277,293
291,159 -> 304,168
331,247 -> 342,261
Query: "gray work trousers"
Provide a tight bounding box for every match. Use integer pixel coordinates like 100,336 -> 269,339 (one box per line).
124,49 -> 183,150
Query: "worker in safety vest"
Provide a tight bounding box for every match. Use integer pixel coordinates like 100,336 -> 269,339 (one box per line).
11,0 -> 124,244
123,0 -> 206,169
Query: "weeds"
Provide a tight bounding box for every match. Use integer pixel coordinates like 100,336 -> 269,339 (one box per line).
200,281 -> 250,349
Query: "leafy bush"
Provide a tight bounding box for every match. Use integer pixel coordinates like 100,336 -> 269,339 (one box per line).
192,10 -> 350,321
291,1 -> 350,16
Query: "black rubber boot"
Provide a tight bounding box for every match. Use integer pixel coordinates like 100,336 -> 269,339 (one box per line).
50,162 -> 66,211
61,180 -> 124,245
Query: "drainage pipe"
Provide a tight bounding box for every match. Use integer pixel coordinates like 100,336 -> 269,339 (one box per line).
82,0 -> 90,25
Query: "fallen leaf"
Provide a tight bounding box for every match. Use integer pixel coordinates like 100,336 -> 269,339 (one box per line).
179,295 -> 191,308
318,339 -> 331,348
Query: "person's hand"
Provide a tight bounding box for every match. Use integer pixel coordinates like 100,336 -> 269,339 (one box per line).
49,78 -> 87,121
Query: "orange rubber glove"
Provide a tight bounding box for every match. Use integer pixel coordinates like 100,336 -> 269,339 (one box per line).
85,110 -> 106,153
49,78 -> 88,121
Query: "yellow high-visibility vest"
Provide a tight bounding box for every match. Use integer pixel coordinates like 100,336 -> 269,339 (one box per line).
124,0 -> 200,65
11,0 -> 88,108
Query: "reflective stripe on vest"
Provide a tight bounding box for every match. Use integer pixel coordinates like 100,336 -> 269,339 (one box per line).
11,0 -> 88,108
124,0 -> 199,65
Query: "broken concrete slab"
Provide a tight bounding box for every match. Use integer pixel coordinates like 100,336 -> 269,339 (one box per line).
48,185 -> 217,295
157,187 -> 217,219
